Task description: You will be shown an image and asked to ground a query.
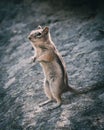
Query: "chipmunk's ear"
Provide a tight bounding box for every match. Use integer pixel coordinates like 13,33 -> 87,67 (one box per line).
42,26 -> 49,35
37,25 -> 42,29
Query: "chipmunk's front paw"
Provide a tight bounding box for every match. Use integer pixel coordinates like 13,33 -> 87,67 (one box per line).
32,56 -> 36,62
30,56 -> 36,63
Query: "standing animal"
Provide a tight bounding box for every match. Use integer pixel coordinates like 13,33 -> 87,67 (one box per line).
28,25 -> 79,110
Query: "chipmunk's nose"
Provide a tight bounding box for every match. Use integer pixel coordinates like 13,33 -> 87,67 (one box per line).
28,35 -> 31,40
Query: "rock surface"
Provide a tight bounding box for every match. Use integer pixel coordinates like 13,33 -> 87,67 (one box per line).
0,0 -> 104,130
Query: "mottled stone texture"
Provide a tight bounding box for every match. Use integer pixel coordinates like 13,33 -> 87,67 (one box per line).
0,0 -> 104,130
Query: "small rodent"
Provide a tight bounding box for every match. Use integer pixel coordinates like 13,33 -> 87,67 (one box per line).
28,25 -> 79,110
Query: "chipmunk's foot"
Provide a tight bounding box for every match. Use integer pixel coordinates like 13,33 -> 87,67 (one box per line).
39,99 -> 52,107
48,102 -> 62,111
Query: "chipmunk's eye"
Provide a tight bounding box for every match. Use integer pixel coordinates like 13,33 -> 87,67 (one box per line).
36,32 -> 42,37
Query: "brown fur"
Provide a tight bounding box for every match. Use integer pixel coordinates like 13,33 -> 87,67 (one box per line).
28,26 -> 78,109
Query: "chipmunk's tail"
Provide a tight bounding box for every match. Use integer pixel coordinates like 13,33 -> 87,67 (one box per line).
68,85 -> 99,95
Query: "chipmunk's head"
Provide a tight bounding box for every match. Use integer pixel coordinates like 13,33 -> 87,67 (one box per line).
28,25 -> 50,45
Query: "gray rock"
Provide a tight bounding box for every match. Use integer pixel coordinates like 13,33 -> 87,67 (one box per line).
0,0 -> 104,130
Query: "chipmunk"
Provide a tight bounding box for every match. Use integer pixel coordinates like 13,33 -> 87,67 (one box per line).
28,25 -> 79,110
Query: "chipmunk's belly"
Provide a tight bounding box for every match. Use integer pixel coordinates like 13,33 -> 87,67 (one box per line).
40,61 -> 63,80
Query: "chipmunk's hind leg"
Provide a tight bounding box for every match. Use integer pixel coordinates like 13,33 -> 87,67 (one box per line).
48,79 -> 62,110
49,95 -> 62,110
39,80 -> 53,107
